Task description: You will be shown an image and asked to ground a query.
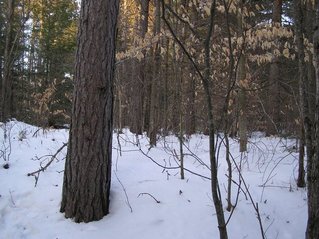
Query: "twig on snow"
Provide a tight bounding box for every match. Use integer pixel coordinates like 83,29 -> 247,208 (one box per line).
27,143 -> 67,186
138,192 -> 161,203
9,190 -> 16,207
114,171 -> 133,213
230,152 -> 267,239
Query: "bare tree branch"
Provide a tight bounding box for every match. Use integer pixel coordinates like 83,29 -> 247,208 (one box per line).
27,143 -> 67,181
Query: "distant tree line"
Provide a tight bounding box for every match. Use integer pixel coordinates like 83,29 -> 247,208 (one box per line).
0,0 -> 78,126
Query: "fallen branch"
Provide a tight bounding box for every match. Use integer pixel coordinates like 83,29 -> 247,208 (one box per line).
27,143 -> 67,186
32,128 -> 41,137
138,192 -> 161,203
114,171 -> 133,213
9,190 -> 16,207
258,184 -> 292,190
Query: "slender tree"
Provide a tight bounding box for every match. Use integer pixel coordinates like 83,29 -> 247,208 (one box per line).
131,0 -> 150,135
294,0 -> 306,188
306,2 -> 319,238
294,0 -> 314,195
0,0 -> 4,93
161,1 -> 228,238
221,0 -> 236,212
148,0 -> 161,146
60,0 -> 119,223
268,0 -> 282,134
237,0 -> 248,153
1,0 -> 15,122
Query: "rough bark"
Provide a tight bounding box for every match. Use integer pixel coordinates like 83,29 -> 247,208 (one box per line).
1,0 -> 15,122
60,0 -> 119,223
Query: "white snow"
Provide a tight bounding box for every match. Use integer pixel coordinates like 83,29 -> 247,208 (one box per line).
0,121 -> 307,239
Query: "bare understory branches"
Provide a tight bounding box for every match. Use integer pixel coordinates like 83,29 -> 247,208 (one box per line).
27,142 -> 67,187
114,170 -> 133,212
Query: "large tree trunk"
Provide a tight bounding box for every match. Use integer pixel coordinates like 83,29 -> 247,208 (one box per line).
60,0 -> 119,223
306,2 -> 319,238
1,0 -> 15,122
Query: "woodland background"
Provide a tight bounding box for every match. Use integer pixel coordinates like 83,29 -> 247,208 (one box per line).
0,0 -> 316,154
0,0 -> 315,140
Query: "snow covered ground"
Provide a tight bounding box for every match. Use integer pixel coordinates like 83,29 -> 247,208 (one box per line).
0,121 -> 307,239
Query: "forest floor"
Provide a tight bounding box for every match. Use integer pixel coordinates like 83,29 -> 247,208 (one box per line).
0,121 -> 307,239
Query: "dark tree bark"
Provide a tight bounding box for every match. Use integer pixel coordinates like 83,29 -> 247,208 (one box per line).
293,0 -> 307,188
237,0 -> 247,153
148,0 -> 161,146
204,2 -> 228,237
131,0 -> 150,135
294,0 -> 314,181
0,2 -> 3,98
268,0 -> 282,135
162,37 -> 170,133
306,2 -> 319,238
222,0 -> 236,212
185,75 -> 196,135
304,0 -> 316,125
140,0 -> 150,37
297,126 -> 306,187
1,0 -> 15,122
60,0 -> 119,223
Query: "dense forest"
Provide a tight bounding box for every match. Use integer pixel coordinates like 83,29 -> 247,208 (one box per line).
1,0 -> 319,238
0,0 -> 315,137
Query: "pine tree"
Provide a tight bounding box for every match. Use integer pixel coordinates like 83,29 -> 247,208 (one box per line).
60,0 -> 119,223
